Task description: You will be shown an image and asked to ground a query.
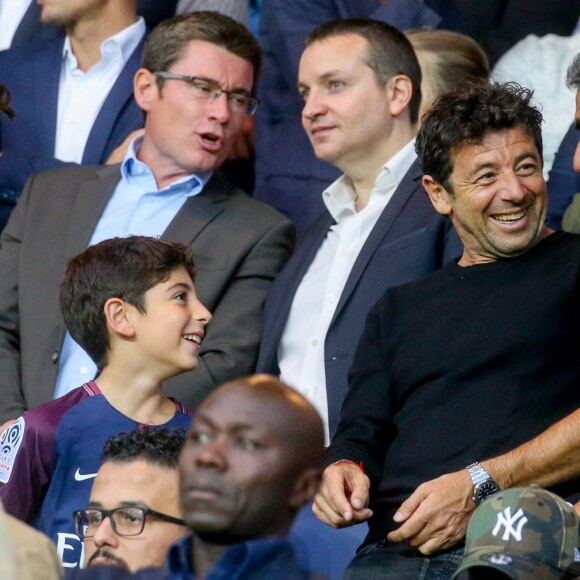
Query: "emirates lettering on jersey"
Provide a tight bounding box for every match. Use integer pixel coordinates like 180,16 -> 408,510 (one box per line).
56,532 -> 85,568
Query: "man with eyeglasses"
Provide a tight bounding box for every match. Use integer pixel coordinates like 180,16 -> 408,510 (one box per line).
0,11 -> 293,423
75,428 -> 188,572
68,375 -> 326,579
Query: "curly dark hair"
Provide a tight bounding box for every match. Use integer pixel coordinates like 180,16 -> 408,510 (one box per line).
416,81 -> 543,192
101,428 -> 186,469
0,84 -> 15,120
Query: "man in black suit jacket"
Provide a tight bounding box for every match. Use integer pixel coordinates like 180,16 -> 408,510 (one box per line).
256,19 -> 461,444
0,11 -> 293,422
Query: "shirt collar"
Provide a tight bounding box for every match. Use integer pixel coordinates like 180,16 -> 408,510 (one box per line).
121,134 -> 212,195
167,534 -> 193,575
323,137 -> 417,222
61,16 -> 145,70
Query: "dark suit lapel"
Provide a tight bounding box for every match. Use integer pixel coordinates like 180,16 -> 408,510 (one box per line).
11,3 -> 61,46
82,35 -> 146,164
33,38 -> 64,157
11,3 -> 41,45
332,159 -> 423,318
162,171 -> 227,245
64,165 -> 122,258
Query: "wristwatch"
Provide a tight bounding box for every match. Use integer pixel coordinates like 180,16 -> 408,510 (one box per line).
466,462 -> 500,505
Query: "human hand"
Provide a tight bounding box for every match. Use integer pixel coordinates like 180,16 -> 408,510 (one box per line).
313,462 -> 373,528
106,128 -> 145,165
574,501 -> 580,517
387,470 -> 476,554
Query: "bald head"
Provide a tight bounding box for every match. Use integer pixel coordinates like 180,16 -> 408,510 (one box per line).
207,374 -> 325,468
179,375 -> 324,542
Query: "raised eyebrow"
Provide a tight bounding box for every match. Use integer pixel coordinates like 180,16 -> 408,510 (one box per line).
468,162 -> 499,179
195,75 -> 251,97
297,70 -> 347,90
166,282 -> 193,293
514,151 -> 540,165
192,413 -> 255,433
319,70 -> 344,83
118,501 -> 148,509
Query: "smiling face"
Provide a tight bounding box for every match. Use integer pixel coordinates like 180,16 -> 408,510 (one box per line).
298,34 -> 404,178
423,126 -> 549,266
179,385 -> 314,542
129,266 -> 211,379
135,40 -> 254,189
84,460 -> 186,572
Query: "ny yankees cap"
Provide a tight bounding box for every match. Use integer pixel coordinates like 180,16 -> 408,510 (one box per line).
452,485 -> 580,579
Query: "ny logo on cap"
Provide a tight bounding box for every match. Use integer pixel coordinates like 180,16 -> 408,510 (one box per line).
492,507 -> 528,542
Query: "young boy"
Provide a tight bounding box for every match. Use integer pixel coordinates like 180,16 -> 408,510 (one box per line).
0,236 -> 211,569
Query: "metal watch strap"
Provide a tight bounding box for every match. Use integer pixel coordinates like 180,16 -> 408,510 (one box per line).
466,462 -> 491,486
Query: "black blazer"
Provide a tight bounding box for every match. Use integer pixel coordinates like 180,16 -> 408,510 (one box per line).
256,160 -> 462,437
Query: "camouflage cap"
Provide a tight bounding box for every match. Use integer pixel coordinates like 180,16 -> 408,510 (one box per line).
452,485 -> 580,579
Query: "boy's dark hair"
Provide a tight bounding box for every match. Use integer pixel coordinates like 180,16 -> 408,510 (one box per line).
416,81 -> 543,192
142,10 -> 262,91
101,428 -> 185,469
59,236 -> 196,371
305,18 -> 422,124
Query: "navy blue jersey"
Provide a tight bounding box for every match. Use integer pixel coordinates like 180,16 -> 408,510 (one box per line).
0,381 -> 191,569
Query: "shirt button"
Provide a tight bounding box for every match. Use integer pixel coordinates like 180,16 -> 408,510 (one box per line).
312,339 -> 318,346
302,389 -> 309,396
328,294 -> 336,303
51,351 -> 59,364
80,366 -> 88,375
341,247 -> 350,255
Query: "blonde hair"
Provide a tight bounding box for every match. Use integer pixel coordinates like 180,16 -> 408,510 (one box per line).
406,29 -> 489,118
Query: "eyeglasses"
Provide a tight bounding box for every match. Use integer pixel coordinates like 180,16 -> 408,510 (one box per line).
73,507 -> 186,539
154,72 -> 260,116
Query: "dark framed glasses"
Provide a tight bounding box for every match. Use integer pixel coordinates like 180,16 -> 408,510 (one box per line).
154,71 -> 260,116
73,507 -> 186,539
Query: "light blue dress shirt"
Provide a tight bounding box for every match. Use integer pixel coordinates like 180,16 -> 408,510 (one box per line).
53,137 -> 211,398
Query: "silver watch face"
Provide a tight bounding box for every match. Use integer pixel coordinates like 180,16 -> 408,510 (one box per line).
475,481 -> 500,503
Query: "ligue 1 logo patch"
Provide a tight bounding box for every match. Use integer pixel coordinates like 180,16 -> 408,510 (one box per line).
0,417 -> 25,483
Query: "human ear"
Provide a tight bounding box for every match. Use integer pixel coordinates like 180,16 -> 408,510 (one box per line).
133,68 -> 158,113
289,468 -> 323,511
103,298 -> 136,338
388,75 -> 413,118
422,175 -> 453,217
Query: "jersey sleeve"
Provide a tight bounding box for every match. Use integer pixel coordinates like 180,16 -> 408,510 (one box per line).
0,411 -> 55,523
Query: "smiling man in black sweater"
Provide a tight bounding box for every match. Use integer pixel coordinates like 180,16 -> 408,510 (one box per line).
314,81 -> 580,580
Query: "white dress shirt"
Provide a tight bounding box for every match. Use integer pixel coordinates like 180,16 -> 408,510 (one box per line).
54,17 -> 145,163
278,139 -> 417,443
0,0 -> 32,50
